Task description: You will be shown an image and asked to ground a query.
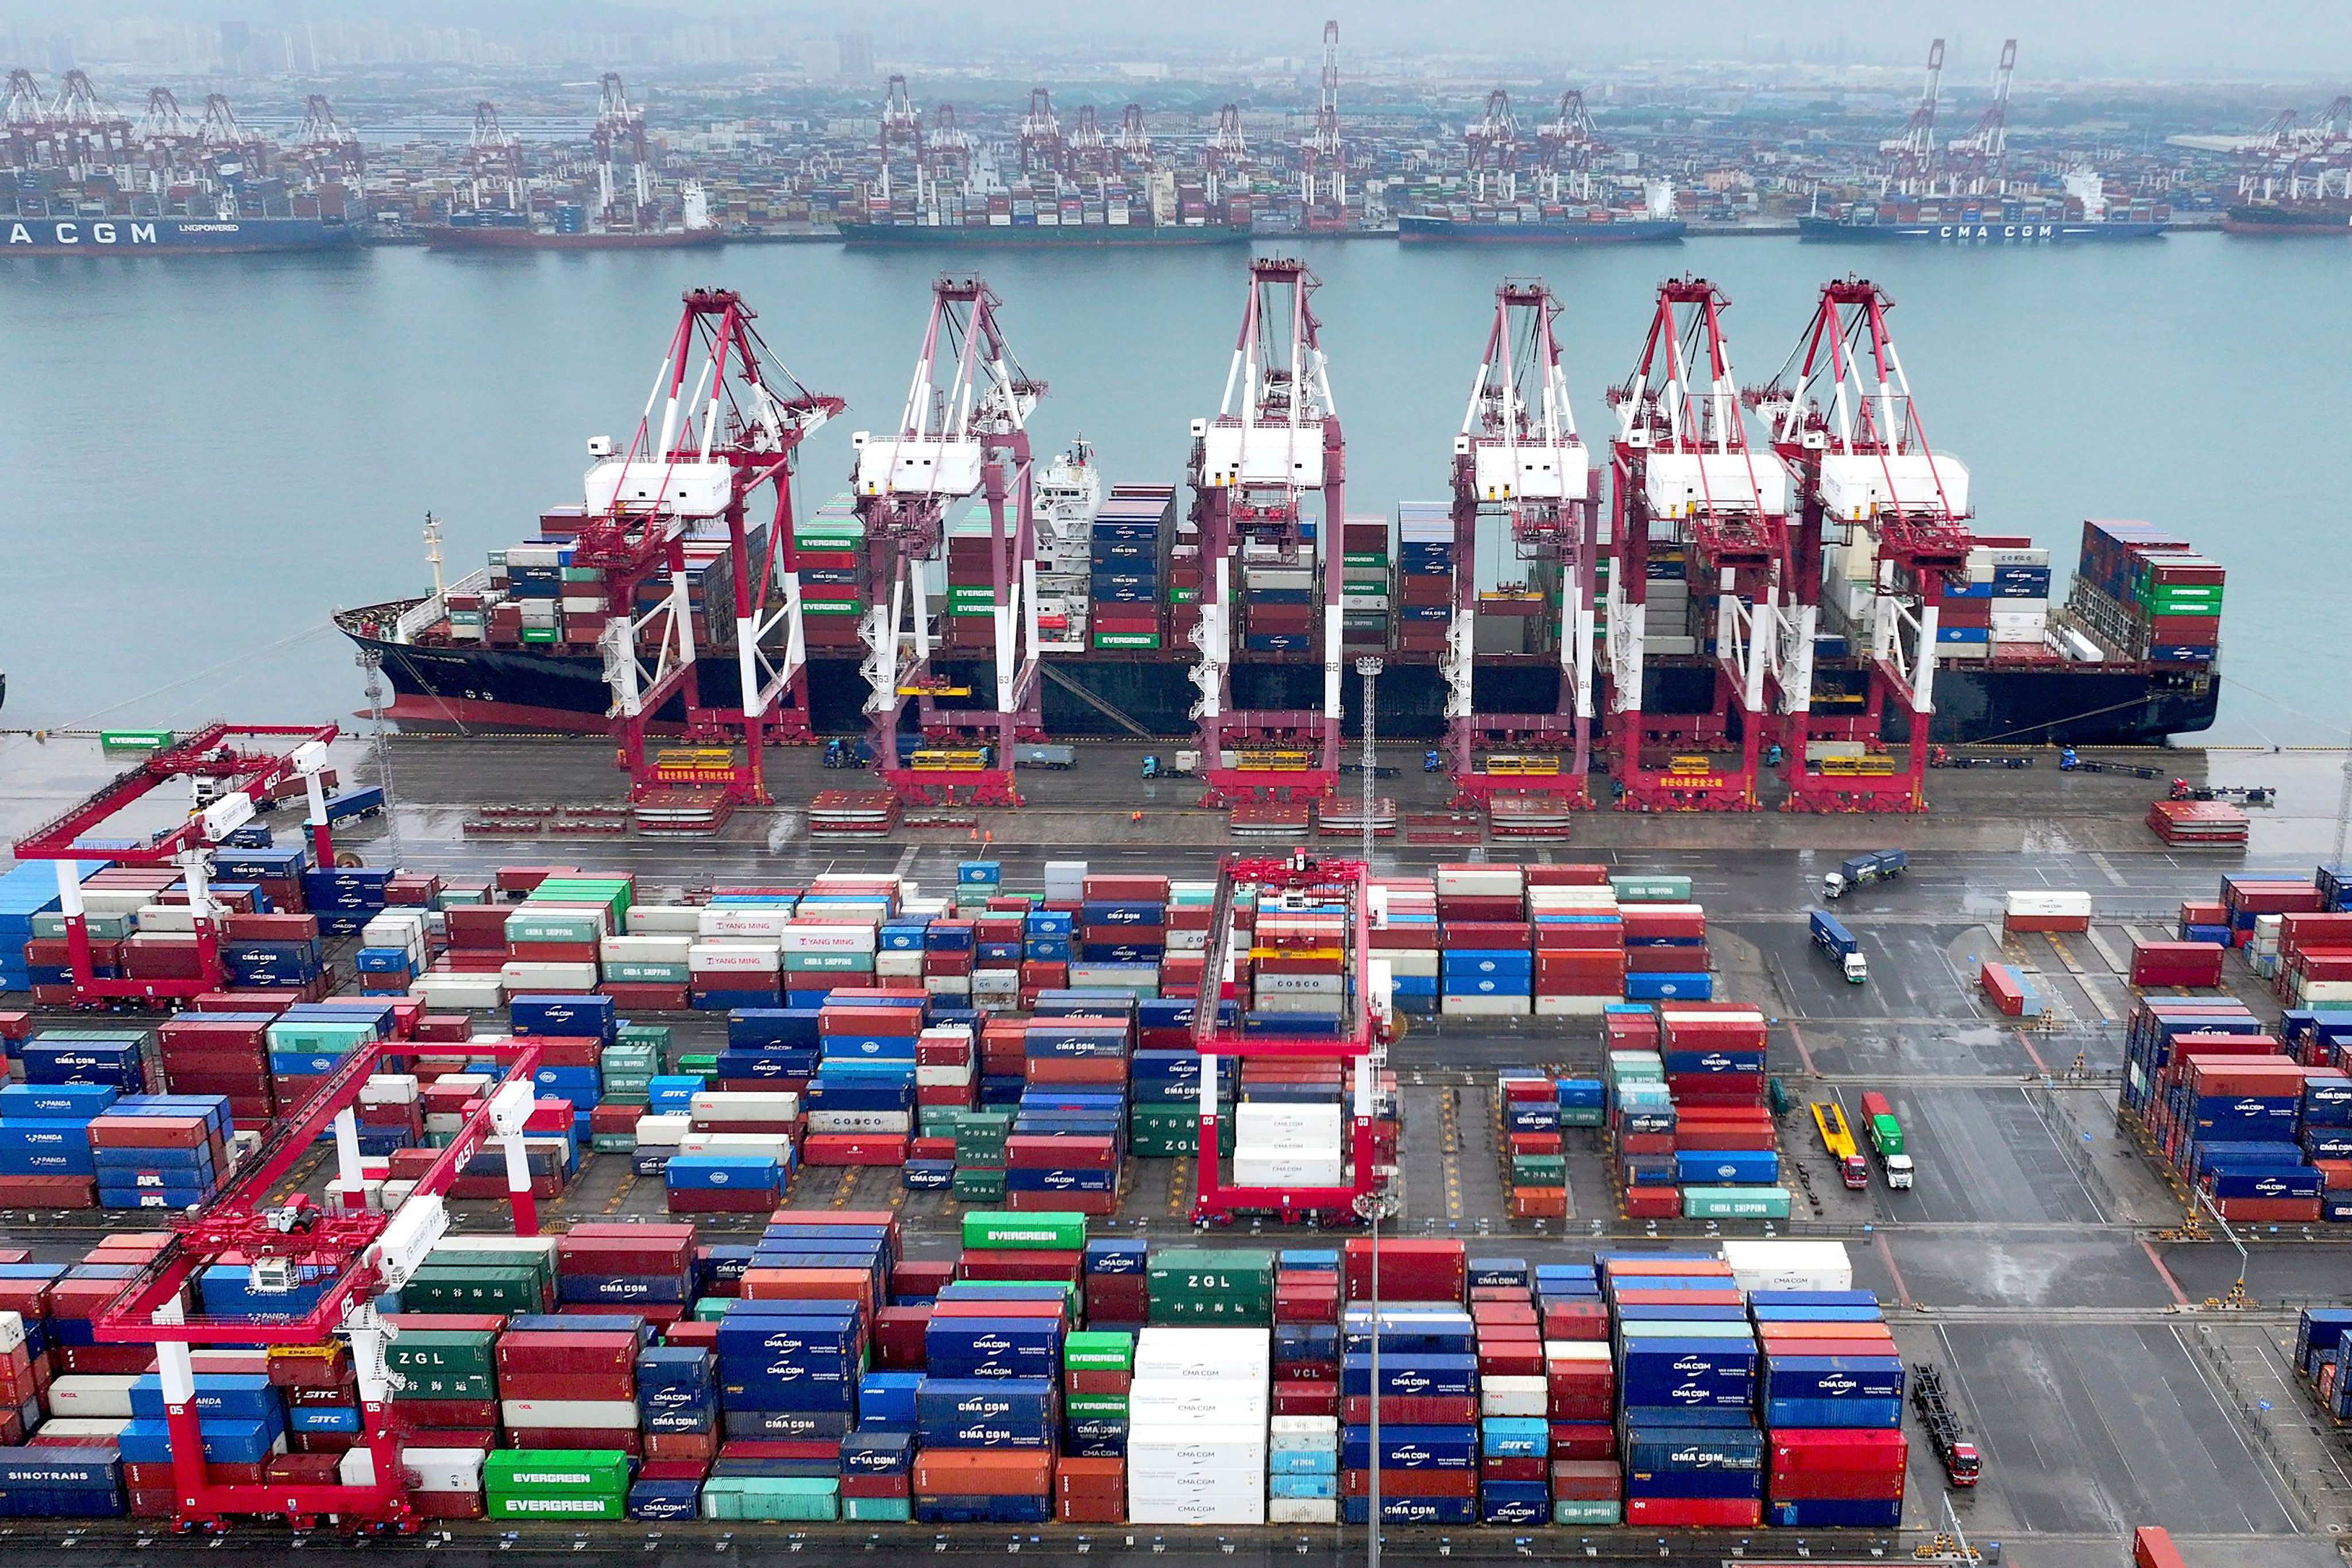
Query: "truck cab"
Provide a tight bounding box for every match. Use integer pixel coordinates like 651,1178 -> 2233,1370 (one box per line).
1945,1439 -> 1980,1486
1822,848 -> 1907,900
1840,1153 -> 1871,1190
1881,1152 -> 1915,1190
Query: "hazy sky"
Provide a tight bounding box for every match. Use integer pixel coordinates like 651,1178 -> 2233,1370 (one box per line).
17,0 -> 2352,78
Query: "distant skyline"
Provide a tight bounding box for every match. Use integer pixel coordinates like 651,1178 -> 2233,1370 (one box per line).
3,0 -> 2350,79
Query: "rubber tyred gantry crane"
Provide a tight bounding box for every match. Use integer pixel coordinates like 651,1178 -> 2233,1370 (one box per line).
1191,850 -> 1392,1226
1443,277 -> 1599,810
90,1038 -> 543,1533
8,723 -> 342,1004
1187,257 -> 1347,808
851,273 -> 1045,808
1603,278 -> 1790,812
1754,278 -> 1972,813
587,287 -> 844,833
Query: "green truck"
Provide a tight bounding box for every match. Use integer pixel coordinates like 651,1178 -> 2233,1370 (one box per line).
1859,1091 -> 1914,1190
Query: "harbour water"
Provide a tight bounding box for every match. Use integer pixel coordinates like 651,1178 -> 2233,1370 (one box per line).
0,232 -> 2342,746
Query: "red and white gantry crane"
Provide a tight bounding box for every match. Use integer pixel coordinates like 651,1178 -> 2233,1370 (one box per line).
1755,279 -> 1971,812
852,275 -> 1046,808
1880,39 -> 1945,196
586,288 -> 844,832
1604,278 -> 1789,812
1187,257 -> 1347,808
1443,278 -> 1598,809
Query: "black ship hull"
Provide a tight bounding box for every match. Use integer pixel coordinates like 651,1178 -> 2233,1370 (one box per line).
341,616 -> 2218,747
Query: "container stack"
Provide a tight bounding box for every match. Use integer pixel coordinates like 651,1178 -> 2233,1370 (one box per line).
1499,1072 -> 1565,1219
2278,912 -> 2352,1007
1369,875 -> 1440,1016
2122,995 -> 2340,1221
1530,870 -> 1625,1015
1470,1262 -> 1550,1527
1661,1005 -> 1783,1221
795,496 -> 867,656
1090,492 -> 1169,652
1340,1241 -> 1474,1524
1392,503 -> 1453,659
1339,514 -> 1393,651
2066,520 -> 2224,667
2291,1308 -> 2352,1423
1438,863 -> 1530,1017
157,1012 -> 276,1125
1537,1264 -> 1618,1525
2127,937 -> 2226,989
1127,1326 -> 1269,1524
1608,1253 -> 1762,1528
87,1095 -> 233,1211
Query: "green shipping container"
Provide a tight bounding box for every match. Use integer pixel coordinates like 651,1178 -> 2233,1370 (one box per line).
1064,1391 -> 1128,1420
1094,632 -> 1162,651
1610,875 -> 1693,902
952,1167 -> 1007,1203
386,1330 -> 496,1377
401,1264 -> 547,1314
1553,1499 -> 1623,1525
1680,1185 -> 1793,1221
1511,1154 -> 1566,1185
1146,1247 -> 1276,1324
1063,1330 -> 1136,1372
488,1493 -> 624,1520
485,1450 -> 631,1495
1342,553 -> 1389,570
99,730 -> 174,750
1128,1103 -> 1234,1157
963,1210 -> 1085,1251
843,1497 -> 912,1522
701,1476 -> 839,1521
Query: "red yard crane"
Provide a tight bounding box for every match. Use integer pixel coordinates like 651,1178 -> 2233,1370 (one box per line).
52,70 -> 132,181
851,274 -> 1045,808
1190,850 -> 1391,1226
925,103 -> 974,197
1067,103 -> 1111,181
7,723 -> 342,1004
1603,278 -> 1789,812
91,1037 -> 543,1532
1442,278 -> 1599,810
1115,104 -> 1153,174
1187,257 -> 1347,808
291,93 -> 363,182
1754,279 -> 1972,812
588,288 -> 844,832
459,99 -> 522,211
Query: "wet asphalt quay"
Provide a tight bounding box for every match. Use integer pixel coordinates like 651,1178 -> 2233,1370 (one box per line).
2,732 -> 2350,1564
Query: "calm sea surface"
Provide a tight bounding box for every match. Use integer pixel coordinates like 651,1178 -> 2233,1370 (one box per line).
1,232 -> 2343,745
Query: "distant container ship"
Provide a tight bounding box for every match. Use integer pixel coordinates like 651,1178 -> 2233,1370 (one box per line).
1398,183 -> 1686,245
840,215 -> 1249,247
2223,200 -> 2352,235
1,213 -> 361,256
1802,176 -> 2167,245
428,184 -> 723,252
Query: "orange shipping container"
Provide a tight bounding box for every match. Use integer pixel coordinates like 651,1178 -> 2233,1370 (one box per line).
916,1449 -> 1053,1494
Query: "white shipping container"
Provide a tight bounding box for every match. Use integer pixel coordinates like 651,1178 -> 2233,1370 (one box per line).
1440,994 -> 1532,1017
401,1447 -> 490,1493
633,1113 -> 690,1148
698,908 -> 797,939
778,924 -> 878,954
0,1312 -> 23,1357
601,934 -> 693,964
1543,1341 -> 1612,1365
1719,1239 -> 1856,1295
875,951 -> 925,978
360,1073 -> 421,1104
1535,993 -> 1612,1015
1268,1497 -> 1338,1524
1479,1376 -> 1548,1418
499,960 -> 597,992
1234,1102 -> 1344,1146
627,906 -> 708,935
2299,980 -> 2352,1003
48,1374 -> 140,1419
2004,890 -> 2094,919
922,975 -> 973,998
408,972 -> 504,1009
676,1132 -> 795,1161
1433,866 -> 1523,898
1131,1327 -> 1273,1378
915,1062 -> 975,1087
688,941 -> 782,972
805,1109 -> 911,1134
1381,949 -> 1439,978
500,1398 -> 639,1430
36,1417 -> 129,1440
136,904 -> 198,933
690,1090 -> 801,1123
1269,1413 -> 1339,1445
1230,1153 -> 1345,1188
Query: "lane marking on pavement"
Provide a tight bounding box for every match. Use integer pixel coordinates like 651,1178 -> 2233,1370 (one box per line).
2139,1238 -> 2193,1307
2014,1029 -> 2049,1075
1873,1231 -> 1914,1307
2088,850 -> 2129,887
894,844 -> 921,875
2079,925 -> 2130,977
1783,1019 -> 1818,1075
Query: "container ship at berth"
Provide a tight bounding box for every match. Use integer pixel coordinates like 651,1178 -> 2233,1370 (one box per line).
2223,200 -> 2352,235
1801,173 -> 2167,245
338,442 -> 2220,746
1,212 -> 362,254
429,184 -> 724,251
1397,184 -> 1686,245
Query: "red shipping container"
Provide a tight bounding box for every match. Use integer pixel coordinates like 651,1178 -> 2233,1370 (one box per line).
1343,1238 -> 1465,1303
1480,1454 -> 1547,1482
2129,939 -> 2225,988
1548,1458 -> 1623,1500
1623,1185 -> 1679,1219
913,1450 -> 1052,1496
1340,1395 -> 1476,1426
1548,1423 -> 1616,1460
1626,1496 -> 1761,1527
2134,1526 -> 2189,1568
1341,1468 -> 1475,1500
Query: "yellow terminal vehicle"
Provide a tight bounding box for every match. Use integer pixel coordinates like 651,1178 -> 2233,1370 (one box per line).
1809,1100 -> 1872,1189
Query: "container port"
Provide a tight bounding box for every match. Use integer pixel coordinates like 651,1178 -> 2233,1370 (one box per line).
0,724 -> 2346,1562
